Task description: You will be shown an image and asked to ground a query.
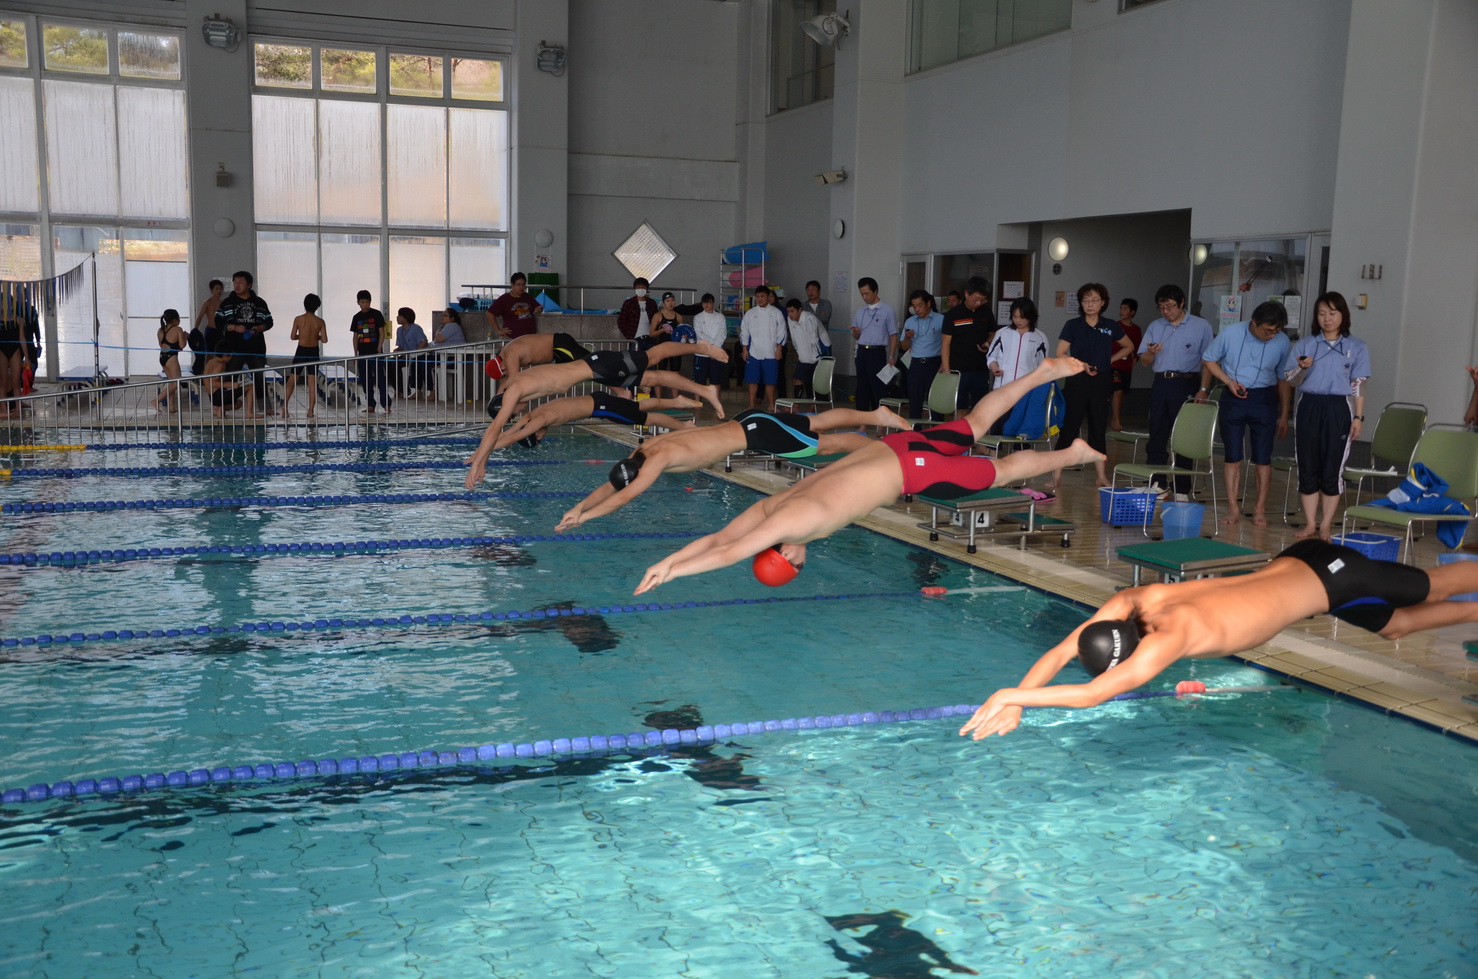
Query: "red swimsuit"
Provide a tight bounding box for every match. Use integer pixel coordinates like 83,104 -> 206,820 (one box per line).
879,419 -> 997,498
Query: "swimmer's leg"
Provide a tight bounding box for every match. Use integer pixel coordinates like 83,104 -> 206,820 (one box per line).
808,407 -> 911,432
1379,600 -> 1478,640
639,370 -> 725,418
644,341 -> 728,365
961,356 -> 1088,440
1420,559 -> 1478,601
992,438 -> 1105,485
815,432 -> 875,455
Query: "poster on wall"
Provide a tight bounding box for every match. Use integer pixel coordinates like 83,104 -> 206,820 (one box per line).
833,272 -> 849,294
1065,293 -> 1079,316
1002,281 -> 1025,300
997,301 -> 1012,327
1219,294 -> 1242,330
1281,295 -> 1302,331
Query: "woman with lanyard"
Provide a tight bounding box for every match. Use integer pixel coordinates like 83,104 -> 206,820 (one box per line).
900,289 -> 944,419
1282,291 -> 1370,541
1050,283 -> 1132,489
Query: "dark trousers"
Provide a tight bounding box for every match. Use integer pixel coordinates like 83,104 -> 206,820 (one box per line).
1147,375 -> 1201,492
854,345 -> 887,411
907,356 -> 941,417
1295,392 -> 1352,496
1056,371 -> 1112,453
956,370 -> 991,413
358,357 -> 390,408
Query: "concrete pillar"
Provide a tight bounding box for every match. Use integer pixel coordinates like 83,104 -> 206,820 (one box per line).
512,0 -> 569,282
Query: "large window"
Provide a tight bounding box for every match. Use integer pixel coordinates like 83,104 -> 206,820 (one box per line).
1190,237 -> 1311,335
252,41 -> 508,356
0,17 -> 189,378
908,0 -> 1071,74
771,0 -> 835,114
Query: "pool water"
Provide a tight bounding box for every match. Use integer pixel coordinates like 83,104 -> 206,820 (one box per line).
0,431 -> 1474,977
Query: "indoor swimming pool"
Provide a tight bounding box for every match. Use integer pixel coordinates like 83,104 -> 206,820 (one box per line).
0,430 -> 1473,977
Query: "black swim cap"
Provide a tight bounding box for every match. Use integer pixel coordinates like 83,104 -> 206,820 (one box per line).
609,454 -> 644,490
1078,619 -> 1141,676
486,393 -> 503,418
518,433 -> 541,449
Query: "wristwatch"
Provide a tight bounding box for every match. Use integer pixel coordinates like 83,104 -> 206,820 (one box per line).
1353,415 -> 1365,420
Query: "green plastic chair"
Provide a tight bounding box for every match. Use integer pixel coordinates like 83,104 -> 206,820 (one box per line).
1113,400 -> 1220,537
1340,423 -> 1478,562
774,356 -> 835,413
896,371 -> 961,430
1342,401 -> 1427,506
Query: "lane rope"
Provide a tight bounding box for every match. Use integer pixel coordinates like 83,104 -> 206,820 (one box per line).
0,487 -> 705,515
2,459 -> 566,479
0,686 -> 1295,805
1,437 -> 483,453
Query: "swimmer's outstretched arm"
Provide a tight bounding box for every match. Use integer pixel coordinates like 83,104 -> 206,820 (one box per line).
636,499 -> 802,594
555,460 -> 665,531
464,407 -> 526,489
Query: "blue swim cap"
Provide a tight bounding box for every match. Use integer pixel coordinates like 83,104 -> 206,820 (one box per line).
1077,619 -> 1140,676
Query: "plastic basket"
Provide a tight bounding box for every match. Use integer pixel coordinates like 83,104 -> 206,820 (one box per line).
1099,487 -> 1158,526
1331,531 -> 1400,563
1160,501 -> 1206,540
1437,553 -> 1478,601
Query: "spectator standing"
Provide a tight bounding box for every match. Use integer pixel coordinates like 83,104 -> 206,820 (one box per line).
987,296 -> 1050,386
214,270 -> 273,419
1052,284 -> 1131,488
351,289 -> 390,414
805,279 -> 832,355
195,278 -> 224,352
618,278 -> 658,346
691,294 -> 729,389
740,286 -> 787,410
283,293 -> 327,417
1201,301 -> 1292,528
1138,284 -> 1213,496
784,298 -> 829,399
941,277 -> 995,415
486,272 -> 542,339
900,290 -> 944,418
1110,298 -> 1142,431
849,277 -> 898,412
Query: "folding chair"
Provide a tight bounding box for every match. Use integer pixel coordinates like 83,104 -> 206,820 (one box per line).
775,356 -> 835,413
1112,400 -> 1220,536
1340,424 -> 1478,563
1342,402 -> 1427,506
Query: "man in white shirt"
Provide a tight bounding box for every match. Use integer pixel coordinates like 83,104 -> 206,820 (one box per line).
784,298 -> 828,398
690,293 -> 730,388
740,286 -> 787,410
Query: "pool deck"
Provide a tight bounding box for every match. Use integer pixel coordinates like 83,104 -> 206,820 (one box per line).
585,408 -> 1478,746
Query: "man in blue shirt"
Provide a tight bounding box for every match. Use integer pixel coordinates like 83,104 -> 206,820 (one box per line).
1201,301 -> 1292,527
849,277 -> 898,412
1138,284 -> 1213,495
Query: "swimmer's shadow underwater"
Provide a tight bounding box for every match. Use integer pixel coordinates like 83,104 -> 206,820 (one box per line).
823,910 -> 979,978
476,601 -> 623,654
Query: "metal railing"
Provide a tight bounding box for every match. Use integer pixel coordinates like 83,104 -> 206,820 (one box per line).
0,337 -> 647,453
456,283 -> 703,313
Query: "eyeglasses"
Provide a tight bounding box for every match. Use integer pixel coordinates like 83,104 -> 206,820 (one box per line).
1156,301 -> 1180,311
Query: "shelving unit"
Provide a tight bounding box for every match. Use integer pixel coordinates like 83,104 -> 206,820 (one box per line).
718,245 -> 768,327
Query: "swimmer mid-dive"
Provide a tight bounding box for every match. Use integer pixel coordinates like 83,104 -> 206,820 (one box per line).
555,405 -> 912,531
493,331 -> 595,378
959,538 -> 1478,739
464,391 -> 701,488
477,340 -> 728,464
634,357 -> 1100,594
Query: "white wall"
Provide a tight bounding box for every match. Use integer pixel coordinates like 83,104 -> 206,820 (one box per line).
565,0 -> 740,304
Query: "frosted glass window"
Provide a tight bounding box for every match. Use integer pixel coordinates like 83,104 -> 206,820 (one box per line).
53,227 -> 123,376
119,32 -> 180,80
0,78 -> 39,214
322,48 -> 376,94
449,108 -> 507,231
123,232 -> 189,376
253,95 -> 317,224
118,87 -> 188,219
451,58 -> 502,102
318,99 -> 381,225
0,19 -> 27,68
450,237 -> 505,305
43,24 -> 108,74
390,236 -> 447,335
388,104 -> 447,227
322,233 -> 381,348
389,53 -> 442,97
256,231 -> 323,356
0,226 -> 43,280
614,223 -> 676,282
45,80 -> 118,217
255,43 -> 311,88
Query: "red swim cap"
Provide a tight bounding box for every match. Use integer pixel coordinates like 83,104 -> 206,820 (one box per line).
752,546 -> 799,587
485,357 -> 505,380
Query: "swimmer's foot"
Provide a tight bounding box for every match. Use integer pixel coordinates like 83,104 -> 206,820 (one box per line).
1065,438 -> 1105,468
695,342 -> 729,363
701,384 -> 726,419
671,396 -> 704,410
1036,357 -> 1090,382
870,406 -> 912,431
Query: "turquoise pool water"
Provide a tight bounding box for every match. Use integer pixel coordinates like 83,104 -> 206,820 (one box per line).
0,431 -> 1474,977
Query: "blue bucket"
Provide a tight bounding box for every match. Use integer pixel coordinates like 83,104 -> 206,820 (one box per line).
1160,501 -> 1206,540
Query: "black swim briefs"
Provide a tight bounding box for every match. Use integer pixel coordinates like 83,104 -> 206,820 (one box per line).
733,409 -> 819,458
1279,538 -> 1430,632
588,390 -> 646,425
552,333 -> 592,364
586,349 -> 648,389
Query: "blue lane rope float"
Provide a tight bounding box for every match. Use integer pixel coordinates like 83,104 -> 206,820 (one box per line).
0,686 -> 1294,805
0,487 -> 703,516
2,459 -> 566,480
0,587 -> 1026,650
0,530 -> 704,568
